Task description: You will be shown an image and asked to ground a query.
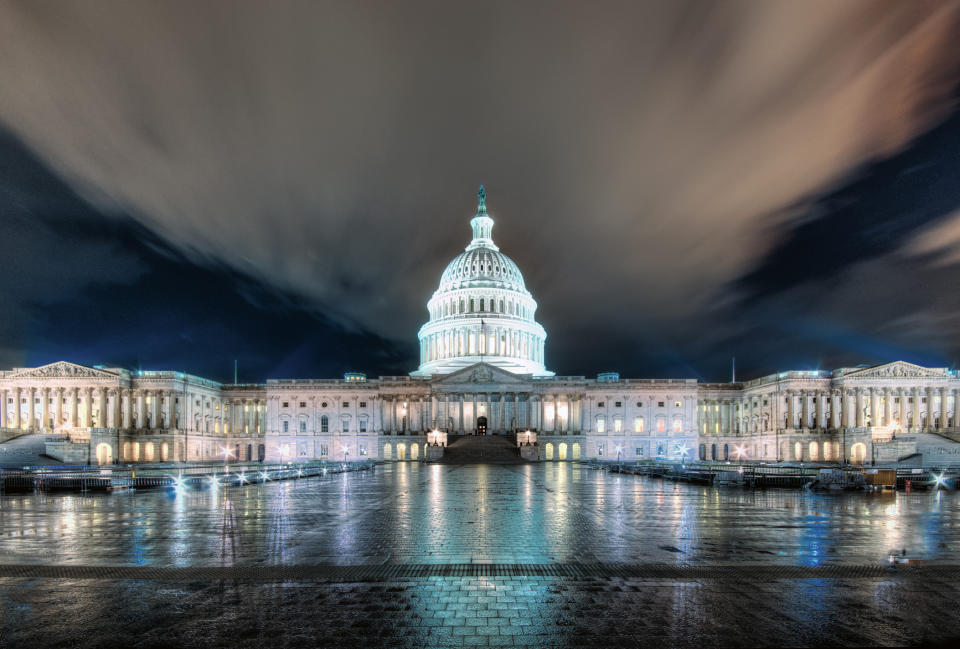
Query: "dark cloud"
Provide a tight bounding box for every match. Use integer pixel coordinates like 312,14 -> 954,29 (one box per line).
2,1 -> 960,380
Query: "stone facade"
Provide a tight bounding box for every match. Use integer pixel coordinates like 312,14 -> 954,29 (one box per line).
3,192 -> 959,466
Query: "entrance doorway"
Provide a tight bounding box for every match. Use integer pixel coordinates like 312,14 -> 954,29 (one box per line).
476,416 -> 488,435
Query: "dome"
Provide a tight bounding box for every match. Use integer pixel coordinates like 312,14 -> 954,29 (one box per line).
437,247 -> 527,293
411,186 -> 552,378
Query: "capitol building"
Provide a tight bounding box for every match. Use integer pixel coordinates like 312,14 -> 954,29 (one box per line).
3,189 -> 960,467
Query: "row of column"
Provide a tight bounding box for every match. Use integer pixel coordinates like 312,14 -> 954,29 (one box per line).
700,400 -> 736,436
784,387 -> 959,431
377,393 -> 584,434
0,386 -> 265,435
421,327 -> 543,364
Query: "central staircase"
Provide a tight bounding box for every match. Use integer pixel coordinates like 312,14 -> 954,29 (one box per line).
438,434 -> 527,464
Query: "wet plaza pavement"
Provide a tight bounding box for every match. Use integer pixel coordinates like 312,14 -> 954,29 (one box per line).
2,462 -> 960,647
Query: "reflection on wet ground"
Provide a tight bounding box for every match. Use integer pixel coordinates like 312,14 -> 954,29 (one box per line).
1,462 -> 959,647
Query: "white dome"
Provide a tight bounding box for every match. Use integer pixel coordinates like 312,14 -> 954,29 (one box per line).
412,187 -> 552,377
438,247 -> 527,293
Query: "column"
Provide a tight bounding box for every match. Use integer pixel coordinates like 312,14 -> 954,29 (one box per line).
798,391 -> 808,430
96,387 -> 106,428
39,387 -> 49,432
898,389 -> 906,429
940,388 -> 948,430
872,388 -> 882,428
951,389 -> 960,428
855,390 -> 864,428
927,387 -> 935,430
472,393 -> 478,434
458,393 -> 464,433
69,387 -> 78,428
912,387 -> 920,432
83,388 -> 93,427
785,391 -> 794,430
828,390 -> 838,429
122,390 -> 131,429
883,389 -> 893,428
817,392 -> 827,430
12,387 -> 21,430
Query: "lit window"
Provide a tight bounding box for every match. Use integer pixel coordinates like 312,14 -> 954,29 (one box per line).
614,418 -> 622,433
359,445 -> 367,456
657,419 -> 665,433
597,443 -> 604,456
675,401 -> 682,408
596,418 -> 606,433
673,419 -> 682,433
634,417 -> 644,432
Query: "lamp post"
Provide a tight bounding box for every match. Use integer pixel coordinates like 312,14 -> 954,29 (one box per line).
342,444 -> 349,464
219,446 -> 233,476
616,445 -> 622,471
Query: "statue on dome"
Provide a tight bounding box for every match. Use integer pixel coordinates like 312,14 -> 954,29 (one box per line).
477,185 -> 486,206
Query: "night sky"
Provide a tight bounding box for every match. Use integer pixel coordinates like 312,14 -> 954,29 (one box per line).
3,1 -> 960,383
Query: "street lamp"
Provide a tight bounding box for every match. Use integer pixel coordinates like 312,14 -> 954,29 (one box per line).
616,445 -> 622,471
219,446 -> 233,475
342,444 -> 350,464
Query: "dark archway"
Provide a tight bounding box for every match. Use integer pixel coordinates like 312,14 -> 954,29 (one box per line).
476,416 -> 488,435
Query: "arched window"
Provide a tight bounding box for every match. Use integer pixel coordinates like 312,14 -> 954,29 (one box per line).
320,415 -> 329,433
460,300 -> 465,313
480,298 -> 485,312
499,299 -> 504,313
470,299 -> 475,312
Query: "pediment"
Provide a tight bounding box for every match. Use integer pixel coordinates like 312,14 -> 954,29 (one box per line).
9,361 -> 119,379
431,363 -> 530,387
844,361 -> 948,379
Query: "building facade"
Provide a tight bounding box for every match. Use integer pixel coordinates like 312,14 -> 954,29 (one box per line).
3,189 -> 960,465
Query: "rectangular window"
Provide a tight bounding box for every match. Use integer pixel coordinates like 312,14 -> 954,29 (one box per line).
342,401 -> 349,408
675,401 -> 682,408
299,401 -> 306,408
282,421 -> 289,433
321,418 -> 329,433
299,420 -> 306,432
320,444 -> 328,456
658,401 -> 665,408
597,401 -> 605,408
597,443 -> 604,456
359,420 -> 367,432
282,402 -> 289,408
635,447 -> 644,457
615,401 -> 622,408
634,417 -> 644,432
614,418 -> 622,433
342,420 -> 349,432
359,401 -> 367,408
673,419 -> 682,433
359,444 -> 367,456
596,418 -> 606,433
656,443 -> 665,457
657,419 -> 665,433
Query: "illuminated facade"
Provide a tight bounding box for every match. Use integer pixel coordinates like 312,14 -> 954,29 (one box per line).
3,190 -> 960,466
